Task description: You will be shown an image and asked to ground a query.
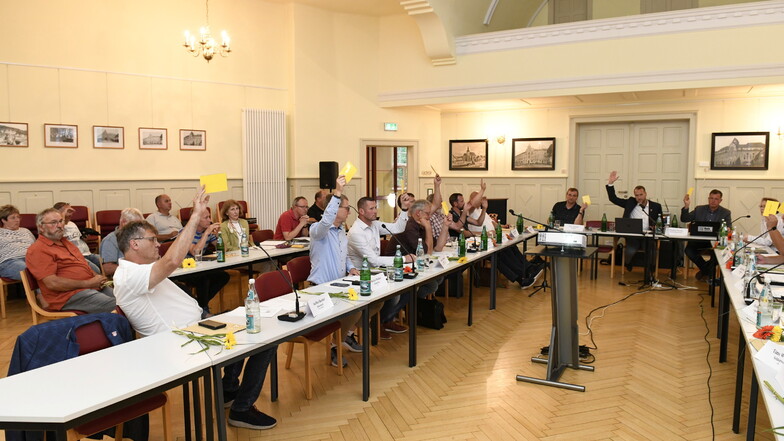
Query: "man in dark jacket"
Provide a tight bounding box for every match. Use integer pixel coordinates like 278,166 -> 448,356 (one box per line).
681,189 -> 732,281
605,171 -> 663,271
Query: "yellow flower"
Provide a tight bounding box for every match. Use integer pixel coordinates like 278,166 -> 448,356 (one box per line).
457,257 -> 468,264
224,332 -> 237,349
348,288 -> 358,301
182,258 -> 196,268
773,326 -> 783,342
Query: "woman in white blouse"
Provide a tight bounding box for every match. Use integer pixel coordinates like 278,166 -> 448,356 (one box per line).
219,200 -> 255,251
0,205 -> 36,280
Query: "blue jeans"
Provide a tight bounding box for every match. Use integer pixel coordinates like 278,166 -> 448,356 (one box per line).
222,347 -> 276,412
0,257 -> 26,280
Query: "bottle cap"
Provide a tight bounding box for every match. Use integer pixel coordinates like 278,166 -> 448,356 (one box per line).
249,279 -> 255,284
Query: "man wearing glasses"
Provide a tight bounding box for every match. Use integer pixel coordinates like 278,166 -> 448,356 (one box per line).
273,196 -> 311,240
114,187 -> 277,430
25,208 -> 115,313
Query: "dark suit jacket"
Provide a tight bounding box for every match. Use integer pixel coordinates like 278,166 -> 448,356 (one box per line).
605,184 -> 663,229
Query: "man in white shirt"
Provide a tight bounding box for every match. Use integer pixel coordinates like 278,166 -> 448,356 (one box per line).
347,197 -> 411,338
145,194 -> 183,242
113,187 -> 276,431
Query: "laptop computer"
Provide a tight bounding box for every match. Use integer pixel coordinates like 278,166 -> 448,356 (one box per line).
614,218 -> 643,234
688,221 -> 721,237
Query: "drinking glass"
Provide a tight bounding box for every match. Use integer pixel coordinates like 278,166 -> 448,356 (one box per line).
772,301 -> 783,325
386,267 -> 395,282
554,220 -> 561,229
194,248 -> 203,263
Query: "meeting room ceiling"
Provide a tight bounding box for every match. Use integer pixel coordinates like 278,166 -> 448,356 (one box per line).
268,0 -> 404,16
416,84 -> 784,113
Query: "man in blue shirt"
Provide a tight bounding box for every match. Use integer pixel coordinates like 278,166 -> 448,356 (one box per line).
307,175 -> 369,365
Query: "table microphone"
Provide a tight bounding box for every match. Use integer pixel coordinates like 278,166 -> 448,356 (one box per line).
508,209 -> 553,231
731,214 -> 752,224
256,244 -> 306,322
745,261 -> 784,305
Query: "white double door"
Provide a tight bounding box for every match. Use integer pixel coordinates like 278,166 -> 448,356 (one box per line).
577,120 -> 689,222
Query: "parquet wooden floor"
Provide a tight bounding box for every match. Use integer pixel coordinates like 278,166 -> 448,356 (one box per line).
0,265 -> 777,440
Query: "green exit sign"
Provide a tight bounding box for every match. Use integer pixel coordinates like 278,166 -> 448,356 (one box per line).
384,122 -> 398,131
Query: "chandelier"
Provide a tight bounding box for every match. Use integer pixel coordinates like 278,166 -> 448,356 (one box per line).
183,0 -> 231,62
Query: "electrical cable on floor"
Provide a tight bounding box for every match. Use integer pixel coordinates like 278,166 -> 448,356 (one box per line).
696,290 -> 716,441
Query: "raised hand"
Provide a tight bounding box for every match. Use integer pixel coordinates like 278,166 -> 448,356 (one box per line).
608,171 -> 619,185
335,175 -> 346,194
683,193 -> 690,208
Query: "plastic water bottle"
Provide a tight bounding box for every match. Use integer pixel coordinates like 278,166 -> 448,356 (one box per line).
360,255 -> 371,296
216,234 -> 226,263
655,214 -> 663,235
393,245 -> 404,282
240,232 -> 249,257
757,276 -> 773,328
415,239 -> 425,271
480,226 -> 488,251
245,279 -> 260,333
458,229 -> 466,258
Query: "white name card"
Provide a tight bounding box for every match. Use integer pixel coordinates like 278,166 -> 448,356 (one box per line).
562,224 -> 585,233
510,228 -> 520,238
308,293 -> 334,318
719,248 -> 732,264
754,340 -> 784,370
665,227 -> 688,237
732,264 -> 747,279
370,273 -> 387,292
435,255 -> 450,269
526,226 -> 537,234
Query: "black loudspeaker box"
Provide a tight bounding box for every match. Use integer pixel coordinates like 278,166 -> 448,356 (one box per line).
319,161 -> 339,189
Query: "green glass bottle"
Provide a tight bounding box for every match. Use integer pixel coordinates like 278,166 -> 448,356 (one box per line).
495,225 -> 503,244
480,226 -> 488,251
548,212 -> 554,228
458,229 -> 466,258
516,215 -> 524,234
393,245 -> 404,282
216,233 -> 225,263
601,213 -> 607,232
670,214 -> 679,228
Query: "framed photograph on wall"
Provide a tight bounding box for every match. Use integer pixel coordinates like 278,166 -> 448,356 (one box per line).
710,132 -> 769,170
44,123 -> 78,148
93,125 -> 124,149
512,137 -> 555,171
180,129 -> 206,151
0,122 -> 29,147
139,127 -> 167,150
449,139 -> 488,170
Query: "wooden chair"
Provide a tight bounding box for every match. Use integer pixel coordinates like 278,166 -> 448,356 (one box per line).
256,270 -> 343,400
252,229 -> 274,244
95,210 -> 122,238
1,277 -> 21,319
285,256 -> 311,289
67,319 -> 171,441
586,221 -> 616,278
20,269 -> 82,325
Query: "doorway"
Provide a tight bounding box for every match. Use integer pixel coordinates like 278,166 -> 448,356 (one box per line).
366,145 -> 410,222
576,119 -> 690,221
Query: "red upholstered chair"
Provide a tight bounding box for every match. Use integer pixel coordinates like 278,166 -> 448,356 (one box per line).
255,270 -> 343,399
70,205 -> 91,229
180,207 -> 211,224
20,213 -> 37,237
95,210 -> 122,238
252,229 -> 273,244
285,256 -> 311,289
158,240 -> 174,257
586,221 -> 616,279
69,320 -> 171,441
20,269 -> 84,325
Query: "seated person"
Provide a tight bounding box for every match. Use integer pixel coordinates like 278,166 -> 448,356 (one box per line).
308,176 -> 372,364
605,171 -> 662,271
53,202 -> 102,272
113,187 -> 277,430
177,208 -> 229,315
551,188 -> 586,225
750,197 -> 782,248
0,204 -> 36,280
394,192 -> 415,225
348,197 -> 414,338
26,208 -> 115,313
145,194 -> 183,242
447,182 -> 486,238
219,199 -> 255,251
385,199 -> 447,299
274,197 -> 310,241
100,208 -> 144,277
681,189 -> 732,281
307,189 -> 329,222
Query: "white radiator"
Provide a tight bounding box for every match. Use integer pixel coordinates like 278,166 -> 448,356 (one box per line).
243,109 -> 287,231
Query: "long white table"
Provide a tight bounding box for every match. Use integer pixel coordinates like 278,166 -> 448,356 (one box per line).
170,245 -> 308,278
715,248 -> 784,439
0,332 -> 213,440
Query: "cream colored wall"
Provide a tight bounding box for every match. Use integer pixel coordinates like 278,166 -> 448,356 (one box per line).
0,0 -> 291,182
288,4 -> 441,180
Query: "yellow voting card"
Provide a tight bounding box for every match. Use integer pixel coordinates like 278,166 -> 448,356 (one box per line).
764,200 -> 780,217
340,162 -> 358,183
442,201 -> 450,214
687,187 -> 694,197
199,173 -> 228,194
582,195 -> 591,206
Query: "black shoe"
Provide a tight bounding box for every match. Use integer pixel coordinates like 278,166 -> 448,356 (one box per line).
625,263 -> 633,272
695,270 -> 706,281
519,277 -> 536,289
228,406 -> 277,430
223,389 -> 238,409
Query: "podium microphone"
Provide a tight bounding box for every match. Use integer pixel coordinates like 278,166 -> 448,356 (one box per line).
256,244 -> 306,322
745,261 -> 784,305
